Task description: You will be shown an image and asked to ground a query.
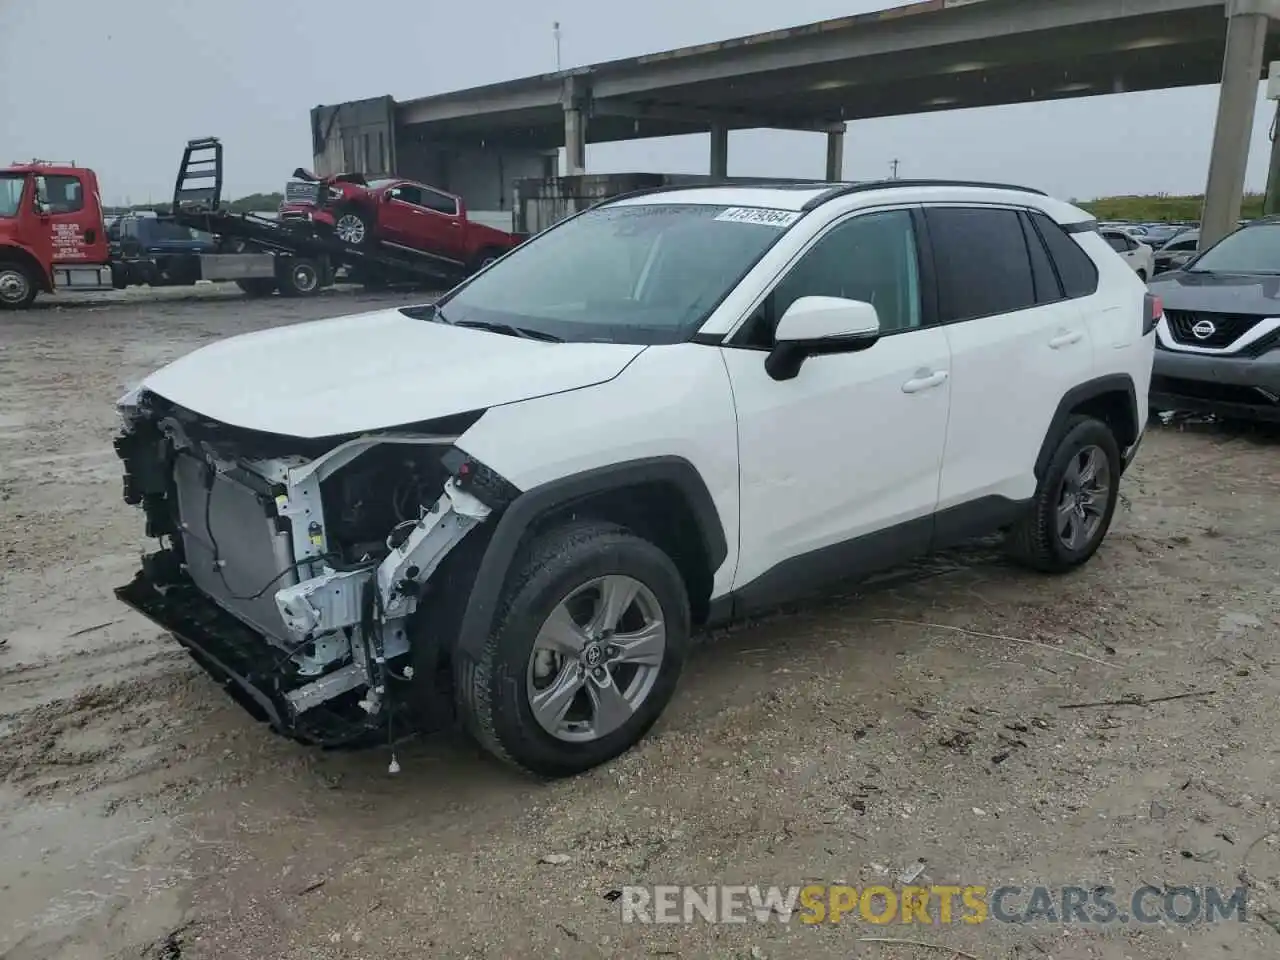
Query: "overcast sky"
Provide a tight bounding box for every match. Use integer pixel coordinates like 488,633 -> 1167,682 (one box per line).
2,0 -> 1276,205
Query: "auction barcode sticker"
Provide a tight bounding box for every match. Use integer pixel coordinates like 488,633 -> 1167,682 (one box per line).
714,207 -> 802,227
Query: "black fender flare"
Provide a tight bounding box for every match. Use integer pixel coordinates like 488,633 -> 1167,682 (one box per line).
1033,373 -> 1138,481
454,455 -> 728,659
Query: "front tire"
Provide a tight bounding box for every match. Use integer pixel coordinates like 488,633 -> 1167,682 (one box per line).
0,261 -> 38,310
333,207 -> 370,248
1006,416 -> 1122,573
456,521 -> 690,778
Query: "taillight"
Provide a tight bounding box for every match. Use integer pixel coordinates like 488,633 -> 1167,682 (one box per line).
1142,293 -> 1162,335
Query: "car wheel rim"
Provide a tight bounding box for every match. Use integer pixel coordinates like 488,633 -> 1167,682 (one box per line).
0,269 -> 30,304
335,215 -> 365,244
1056,444 -> 1110,552
526,574 -> 666,744
293,265 -> 318,292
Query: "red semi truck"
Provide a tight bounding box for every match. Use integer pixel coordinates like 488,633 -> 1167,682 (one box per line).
0,138 -> 525,309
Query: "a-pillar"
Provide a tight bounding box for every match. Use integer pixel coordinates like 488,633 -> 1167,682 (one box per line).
710,124 -> 729,179
1201,0 -> 1278,247
825,124 -> 847,182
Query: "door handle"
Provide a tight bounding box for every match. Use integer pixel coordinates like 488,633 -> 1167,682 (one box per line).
1049,330 -> 1083,349
902,370 -> 948,394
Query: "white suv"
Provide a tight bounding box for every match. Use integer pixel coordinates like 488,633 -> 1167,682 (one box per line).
114,181 -> 1157,776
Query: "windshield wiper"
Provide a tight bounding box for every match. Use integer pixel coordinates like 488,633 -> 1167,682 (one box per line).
399,302 -> 444,322
450,319 -> 563,342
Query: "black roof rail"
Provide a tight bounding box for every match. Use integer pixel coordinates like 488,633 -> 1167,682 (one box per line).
801,179 -> 1049,210
588,178 -> 1049,213
591,179 -> 845,210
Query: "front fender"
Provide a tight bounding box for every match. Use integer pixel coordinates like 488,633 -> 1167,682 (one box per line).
453,455 -> 728,659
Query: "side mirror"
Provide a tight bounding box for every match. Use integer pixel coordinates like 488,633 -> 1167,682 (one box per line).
33,176 -> 51,215
382,190 -> 395,203
765,296 -> 881,381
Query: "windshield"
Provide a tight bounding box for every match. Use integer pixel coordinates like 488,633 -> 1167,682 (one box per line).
430,202 -> 799,344
1189,223 -> 1280,274
0,174 -> 25,218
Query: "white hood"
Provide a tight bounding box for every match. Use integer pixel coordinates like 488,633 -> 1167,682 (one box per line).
139,308 -> 645,437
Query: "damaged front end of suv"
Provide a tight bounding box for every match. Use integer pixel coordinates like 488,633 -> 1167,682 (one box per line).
113,388 -> 515,744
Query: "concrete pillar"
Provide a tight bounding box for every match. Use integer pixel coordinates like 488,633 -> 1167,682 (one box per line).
564,107 -> 587,176
710,124 -> 729,179
1201,0 -> 1276,247
825,126 -> 847,181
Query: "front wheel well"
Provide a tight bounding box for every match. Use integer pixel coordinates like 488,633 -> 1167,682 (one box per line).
530,482 -> 715,625
0,247 -> 52,292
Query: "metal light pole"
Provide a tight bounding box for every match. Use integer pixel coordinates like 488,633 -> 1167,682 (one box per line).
554,22 -> 562,71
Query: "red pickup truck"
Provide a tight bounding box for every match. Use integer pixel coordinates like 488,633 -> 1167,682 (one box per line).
279,170 -> 523,275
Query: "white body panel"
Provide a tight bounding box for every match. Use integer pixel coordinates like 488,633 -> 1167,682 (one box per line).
938,296 -> 1094,509
139,308 -> 643,437
456,345 -> 743,596
1076,233 -> 1156,428
721,329 -> 951,589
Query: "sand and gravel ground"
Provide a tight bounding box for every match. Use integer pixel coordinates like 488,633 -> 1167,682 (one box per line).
1,285 -> 1278,960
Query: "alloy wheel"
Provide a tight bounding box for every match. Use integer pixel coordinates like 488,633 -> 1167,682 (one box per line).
335,214 -> 366,245
1056,444 -> 1111,551
526,575 -> 666,743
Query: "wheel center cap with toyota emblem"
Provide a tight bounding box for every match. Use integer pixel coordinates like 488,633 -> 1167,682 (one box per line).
1192,319 -> 1217,340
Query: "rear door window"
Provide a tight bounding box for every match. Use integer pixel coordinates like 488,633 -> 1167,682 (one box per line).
926,207 -> 1036,322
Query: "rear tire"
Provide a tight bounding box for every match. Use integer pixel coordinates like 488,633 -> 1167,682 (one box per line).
0,261 -> 38,309
276,258 -> 321,298
456,520 -> 690,778
1005,416 -> 1122,573
236,278 -> 277,298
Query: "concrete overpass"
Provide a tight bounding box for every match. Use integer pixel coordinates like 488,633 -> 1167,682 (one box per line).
313,0 -> 1280,246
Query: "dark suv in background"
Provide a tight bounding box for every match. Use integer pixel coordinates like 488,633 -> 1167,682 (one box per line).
1149,218 -> 1280,421
107,214 -> 217,286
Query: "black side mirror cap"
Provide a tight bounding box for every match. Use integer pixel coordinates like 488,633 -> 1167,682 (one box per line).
764,332 -> 880,381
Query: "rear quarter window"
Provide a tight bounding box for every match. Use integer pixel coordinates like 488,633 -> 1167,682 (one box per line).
1030,212 -> 1100,299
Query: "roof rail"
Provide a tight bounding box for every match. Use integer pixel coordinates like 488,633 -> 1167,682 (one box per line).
802,179 -> 1048,210
591,179 -> 846,210
588,178 -> 1049,212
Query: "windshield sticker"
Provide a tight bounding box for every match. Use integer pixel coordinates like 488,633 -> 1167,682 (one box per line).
714,207 -> 802,227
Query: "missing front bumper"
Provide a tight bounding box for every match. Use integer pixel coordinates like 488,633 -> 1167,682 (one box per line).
116,572 -> 379,745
